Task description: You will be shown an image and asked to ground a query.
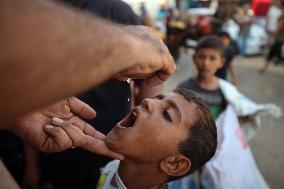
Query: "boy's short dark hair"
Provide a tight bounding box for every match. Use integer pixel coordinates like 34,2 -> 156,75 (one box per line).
195,35 -> 226,57
218,31 -> 231,40
169,88 -> 217,181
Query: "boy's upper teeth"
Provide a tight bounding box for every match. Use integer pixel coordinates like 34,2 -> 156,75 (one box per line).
133,112 -> 137,117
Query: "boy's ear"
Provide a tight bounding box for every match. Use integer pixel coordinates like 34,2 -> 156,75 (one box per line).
159,155 -> 191,177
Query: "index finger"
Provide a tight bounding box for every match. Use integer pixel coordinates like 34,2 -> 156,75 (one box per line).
67,97 -> 96,119
83,136 -> 124,160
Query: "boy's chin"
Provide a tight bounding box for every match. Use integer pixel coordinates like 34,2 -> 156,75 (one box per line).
105,132 -> 116,147
105,132 -> 126,154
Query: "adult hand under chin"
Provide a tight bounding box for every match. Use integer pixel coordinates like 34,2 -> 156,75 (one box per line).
12,97 -> 124,160
49,116 -> 124,160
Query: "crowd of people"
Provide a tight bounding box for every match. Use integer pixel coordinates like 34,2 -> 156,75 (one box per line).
142,0 -> 284,74
0,0 -> 283,189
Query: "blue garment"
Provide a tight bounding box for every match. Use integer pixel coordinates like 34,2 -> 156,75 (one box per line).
215,45 -> 235,80
238,34 -> 248,55
169,174 -> 198,189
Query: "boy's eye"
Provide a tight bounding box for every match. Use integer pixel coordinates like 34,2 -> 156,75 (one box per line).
210,56 -> 217,61
162,109 -> 172,123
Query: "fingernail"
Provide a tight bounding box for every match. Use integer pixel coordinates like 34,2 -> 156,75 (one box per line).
45,125 -> 54,129
52,117 -> 64,124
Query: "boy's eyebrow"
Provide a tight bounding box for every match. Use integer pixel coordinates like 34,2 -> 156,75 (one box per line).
156,94 -> 182,122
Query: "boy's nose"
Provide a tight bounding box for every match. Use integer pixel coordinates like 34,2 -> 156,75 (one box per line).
203,58 -> 211,67
142,98 -> 154,112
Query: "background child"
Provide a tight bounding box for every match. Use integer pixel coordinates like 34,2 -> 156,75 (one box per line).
179,35 -> 227,120
172,35 -> 281,189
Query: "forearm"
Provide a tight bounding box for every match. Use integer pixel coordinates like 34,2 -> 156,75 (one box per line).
0,160 -> 20,189
0,0 -> 138,125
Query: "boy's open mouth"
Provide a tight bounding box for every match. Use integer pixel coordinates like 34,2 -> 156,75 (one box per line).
118,108 -> 138,128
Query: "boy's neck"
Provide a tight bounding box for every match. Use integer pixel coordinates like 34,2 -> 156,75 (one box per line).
118,158 -> 167,189
195,75 -> 219,90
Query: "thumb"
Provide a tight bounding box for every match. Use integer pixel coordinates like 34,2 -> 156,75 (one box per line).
146,71 -> 171,87
68,97 -> 97,119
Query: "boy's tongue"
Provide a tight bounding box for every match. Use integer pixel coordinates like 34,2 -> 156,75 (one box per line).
120,110 -> 137,128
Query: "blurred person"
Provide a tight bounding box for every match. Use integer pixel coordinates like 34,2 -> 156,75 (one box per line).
139,2 -> 148,24
259,0 -> 284,74
155,5 -> 169,34
178,36 -> 227,119
179,34 -> 281,140
265,0 -> 282,35
213,1 -> 237,34
48,89 -> 217,189
0,0 -> 176,126
165,10 -> 190,60
158,5 -> 169,21
215,31 -> 238,85
22,0 -> 164,189
171,35 -> 281,189
197,16 -> 213,37
234,2 -> 254,56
